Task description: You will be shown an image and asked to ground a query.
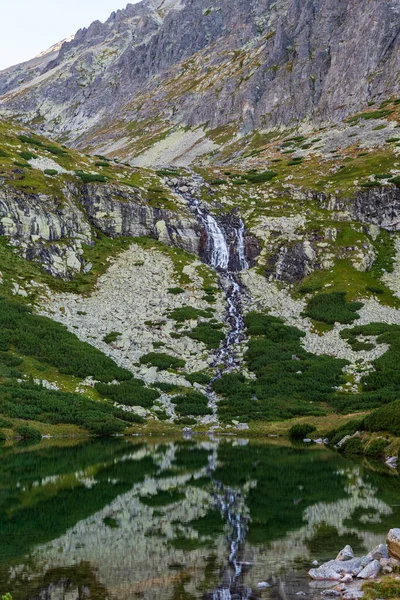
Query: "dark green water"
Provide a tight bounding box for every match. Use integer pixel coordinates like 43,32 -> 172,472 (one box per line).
0,437 -> 399,600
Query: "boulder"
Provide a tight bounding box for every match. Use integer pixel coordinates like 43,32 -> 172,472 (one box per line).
336,545 -> 355,561
357,559 -> 381,579
387,529 -> 400,560
308,566 -> 342,581
367,543 -> 388,561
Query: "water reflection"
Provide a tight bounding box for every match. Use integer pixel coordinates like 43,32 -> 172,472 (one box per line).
0,438 -> 399,600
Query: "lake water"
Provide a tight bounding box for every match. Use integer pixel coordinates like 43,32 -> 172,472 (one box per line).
0,437 -> 399,600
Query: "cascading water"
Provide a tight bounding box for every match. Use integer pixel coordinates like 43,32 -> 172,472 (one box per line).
166,173 -> 256,600
167,172 -> 249,376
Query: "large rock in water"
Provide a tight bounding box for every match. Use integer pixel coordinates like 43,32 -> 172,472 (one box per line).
387,529 -> 400,560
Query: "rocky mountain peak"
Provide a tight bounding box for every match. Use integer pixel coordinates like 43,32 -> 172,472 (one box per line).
0,0 -> 399,165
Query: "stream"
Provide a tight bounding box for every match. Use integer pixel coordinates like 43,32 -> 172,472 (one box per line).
168,173 -> 255,600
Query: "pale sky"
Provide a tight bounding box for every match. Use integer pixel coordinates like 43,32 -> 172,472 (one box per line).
0,1 -> 140,71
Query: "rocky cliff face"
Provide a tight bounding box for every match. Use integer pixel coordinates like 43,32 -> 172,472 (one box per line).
0,180 -> 202,278
1,0 -> 399,162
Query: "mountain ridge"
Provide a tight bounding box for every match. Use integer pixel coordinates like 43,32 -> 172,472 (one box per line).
1,0 -> 399,165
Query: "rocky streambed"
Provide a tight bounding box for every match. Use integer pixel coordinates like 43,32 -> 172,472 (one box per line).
308,529 -> 400,599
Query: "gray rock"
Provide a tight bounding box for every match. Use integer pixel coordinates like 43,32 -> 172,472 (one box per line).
357,559 -> 381,579
337,545 -> 355,562
309,567 -> 342,581
236,423 -> 249,430
387,529 -> 400,560
257,582 -> 271,589
367,544 -> 388,561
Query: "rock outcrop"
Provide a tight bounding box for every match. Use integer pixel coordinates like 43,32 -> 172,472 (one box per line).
0,181 -> 202,277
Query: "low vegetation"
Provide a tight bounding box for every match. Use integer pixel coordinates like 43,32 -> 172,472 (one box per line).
303,292 -> 363,325
139,352 -> 185,371
212,312 -> 347,422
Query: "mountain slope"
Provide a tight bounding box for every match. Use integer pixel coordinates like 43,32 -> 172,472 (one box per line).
1,0 -> 399,164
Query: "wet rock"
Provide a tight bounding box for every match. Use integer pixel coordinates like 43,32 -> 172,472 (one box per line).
336,546 -> 354,561
322,591 -> 341,597
357,560 -> 381,579
387,529 -> 400,560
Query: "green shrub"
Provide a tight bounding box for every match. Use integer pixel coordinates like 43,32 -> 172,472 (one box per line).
339,437 -> 364,455
288,423 -> 317,439
168,287 -> 185,295
338,323 -> 400,412
139,353 -> 185,371
244,170 -> 277,183
0,417 -> 12,428
366,286 -> 384,295
15,425 -> 42,441
185,372 -> 211,385
95,380 -> 159,408
326,419 -> 364,446
103,331 -> 121,344
0,431 -> 6,442
348,109 -> 392,122
18,134 -> 43,146
172,392 -> 212,416
210,179 -> 227,185
0,149 -> 9,157
95,162 -> 110,167
44,169 -> 58,176
0,297 -> 131,382
303,292 -> 363,324
168,307 -> 211,322
0,381 -> 142,433
212,313 -> 346,422
188,322 -> 225,349
42,144 -> 67,156
18,151 -> 36,161
371,231 -> 396,277
364,400 -> 400,436
76,172 -> 107,183
364,438 -> 388,458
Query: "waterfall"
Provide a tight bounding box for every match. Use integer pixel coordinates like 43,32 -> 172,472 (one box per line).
206,213 -> 230,270
236,220 -> 249,271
